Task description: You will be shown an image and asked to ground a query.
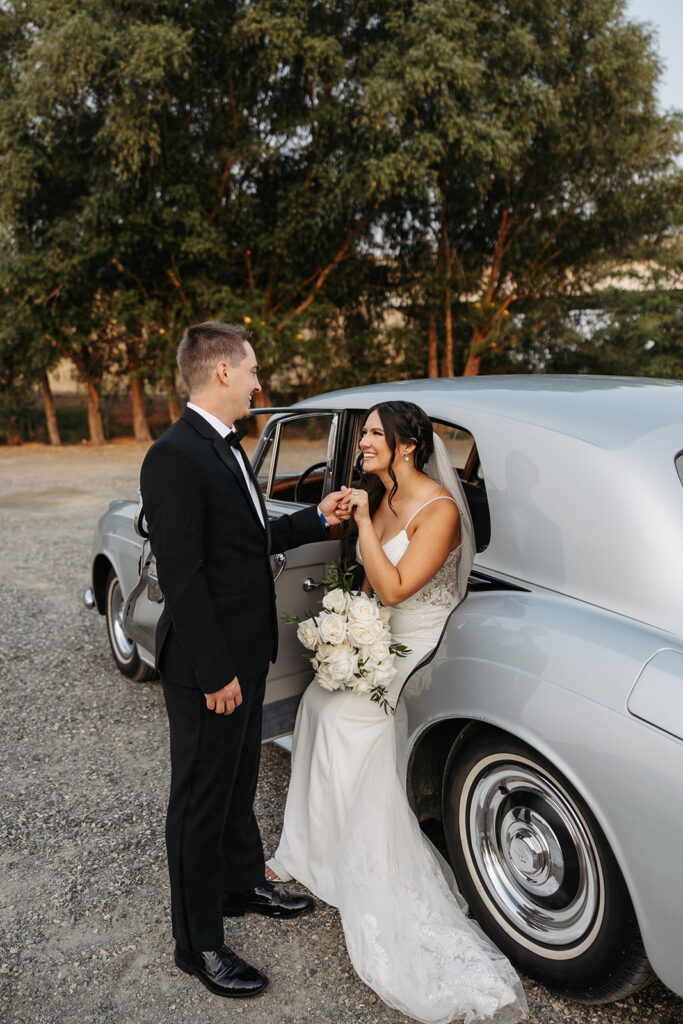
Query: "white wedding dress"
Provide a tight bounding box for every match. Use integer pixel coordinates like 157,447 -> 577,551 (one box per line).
270,448 -> 527,1024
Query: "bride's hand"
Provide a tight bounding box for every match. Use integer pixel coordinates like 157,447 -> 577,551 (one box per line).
341,485 -> 371,524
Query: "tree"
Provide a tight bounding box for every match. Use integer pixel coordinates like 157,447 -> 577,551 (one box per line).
0,0 -> 413,437
0,0 -> 193,442
365,0 -> 683,375
0,224 -> 64,444
513,286 -> 683,380
1,0 -> 681,443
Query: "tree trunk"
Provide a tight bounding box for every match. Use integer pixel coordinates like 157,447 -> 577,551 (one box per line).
427,316 -> 439,378
5,423 -> 22,445
463,329 -> 483,377
42,373 -> 61,446
130,374 -> 152,442
251,380 -> 272,434
442,290 -> 454,377
439,212 -> 454,377
167,374 -> 181,422
86,379 -> 106,445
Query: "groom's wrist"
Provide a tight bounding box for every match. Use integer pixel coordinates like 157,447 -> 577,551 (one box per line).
316,504 -> 330,529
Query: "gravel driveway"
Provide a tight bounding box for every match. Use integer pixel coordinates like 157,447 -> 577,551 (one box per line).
1,442 -> 681,1024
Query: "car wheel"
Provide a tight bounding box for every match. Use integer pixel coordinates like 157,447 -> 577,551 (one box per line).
443,728 -> 653,1003
104,567 -> 155,682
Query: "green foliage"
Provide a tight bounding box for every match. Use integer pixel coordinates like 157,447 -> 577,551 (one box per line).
0,0 -> 681,446
513,289 -> 683,379
365,0 -> 683,372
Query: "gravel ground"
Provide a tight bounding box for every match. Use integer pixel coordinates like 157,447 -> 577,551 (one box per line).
1,441 -> 682,1024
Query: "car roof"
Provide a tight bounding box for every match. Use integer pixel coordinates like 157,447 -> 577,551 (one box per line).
294,375 -> 683,450
290,375 -> 683,636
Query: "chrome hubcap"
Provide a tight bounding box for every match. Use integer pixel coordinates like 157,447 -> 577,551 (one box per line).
502,807 -> 564,896
464,757 -> 603,949
109,579 -> 134,660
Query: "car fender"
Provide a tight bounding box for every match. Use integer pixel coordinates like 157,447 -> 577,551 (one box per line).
90,501 -> 142,612
401,587 -> 683,997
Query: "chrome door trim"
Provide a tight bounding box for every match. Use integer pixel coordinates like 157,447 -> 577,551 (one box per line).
271,552 -> 286,581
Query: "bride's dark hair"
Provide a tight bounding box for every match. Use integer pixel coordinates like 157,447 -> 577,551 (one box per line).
341,401 -> 434,568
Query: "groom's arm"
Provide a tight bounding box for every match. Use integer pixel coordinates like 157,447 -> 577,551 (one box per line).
140,440 -> 237,693
268,491 -> 349,554
269,504 -> 328,555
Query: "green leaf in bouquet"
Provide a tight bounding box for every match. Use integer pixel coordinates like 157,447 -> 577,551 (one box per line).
281,609 -> 317,624
322,560 -> 360,595
370,684 -> 392,716
390,642 -> 411,658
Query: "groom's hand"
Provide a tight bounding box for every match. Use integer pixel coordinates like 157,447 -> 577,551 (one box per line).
319,489 -> 353,526
205,677 -> 242,715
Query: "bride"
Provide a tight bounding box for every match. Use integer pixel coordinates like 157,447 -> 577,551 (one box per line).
268,400 -> 527,1024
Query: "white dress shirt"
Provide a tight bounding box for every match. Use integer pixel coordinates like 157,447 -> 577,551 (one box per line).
187,402 -> 265,528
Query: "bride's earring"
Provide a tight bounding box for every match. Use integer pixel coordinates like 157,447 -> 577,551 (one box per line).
404,454 -> 410,462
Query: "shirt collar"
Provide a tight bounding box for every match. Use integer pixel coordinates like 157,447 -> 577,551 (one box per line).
187,402 -> 233,440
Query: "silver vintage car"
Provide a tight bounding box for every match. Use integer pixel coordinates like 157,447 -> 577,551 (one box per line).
85,375 -> 683,1005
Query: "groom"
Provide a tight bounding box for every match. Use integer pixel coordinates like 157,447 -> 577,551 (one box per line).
140,321 -> 348,998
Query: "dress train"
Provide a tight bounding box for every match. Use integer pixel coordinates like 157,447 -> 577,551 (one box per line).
270,480 -> 527,1022
271,648 -> 527,1023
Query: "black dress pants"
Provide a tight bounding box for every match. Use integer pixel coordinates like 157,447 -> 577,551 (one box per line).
162,668 -> 267,951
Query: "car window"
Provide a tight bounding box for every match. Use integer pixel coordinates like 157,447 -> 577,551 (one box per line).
255,430 -> 276,492
677,452 -> 683,487
431,418 -> 490,552
259,413 -> 336,505
432,421 -> 476,472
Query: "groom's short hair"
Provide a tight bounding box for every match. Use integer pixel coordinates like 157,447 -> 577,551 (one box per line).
177,321 -> 251,394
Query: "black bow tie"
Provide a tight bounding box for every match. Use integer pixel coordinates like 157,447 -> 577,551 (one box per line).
226,429 -> 248,448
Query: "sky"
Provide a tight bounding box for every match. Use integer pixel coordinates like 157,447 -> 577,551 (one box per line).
626,0 -> 683,113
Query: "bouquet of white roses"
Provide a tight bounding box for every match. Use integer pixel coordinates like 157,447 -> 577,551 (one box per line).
283,563 -> 409,714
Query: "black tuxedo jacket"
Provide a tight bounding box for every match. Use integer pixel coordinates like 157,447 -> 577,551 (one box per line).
140,406 -> 327,693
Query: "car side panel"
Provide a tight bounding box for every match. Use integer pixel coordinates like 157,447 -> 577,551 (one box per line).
402,588 -> 683,997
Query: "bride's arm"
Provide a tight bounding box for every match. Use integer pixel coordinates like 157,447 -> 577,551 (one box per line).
350,494 -> 460,606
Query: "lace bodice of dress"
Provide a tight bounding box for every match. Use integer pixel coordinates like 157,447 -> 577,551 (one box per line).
355,495 -> 467,617
379,532 -> 464,613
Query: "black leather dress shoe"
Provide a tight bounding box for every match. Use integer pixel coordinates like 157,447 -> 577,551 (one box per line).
174,943 -> 268,998
223,880 -> 315,919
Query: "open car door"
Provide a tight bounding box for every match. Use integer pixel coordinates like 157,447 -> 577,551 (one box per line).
253,409 -> 345,739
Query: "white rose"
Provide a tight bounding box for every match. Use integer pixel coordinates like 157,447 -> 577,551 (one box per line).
347,595 -> 380,624
296,617 -> 320,651
316,662 -> 343,692
347,616 -> 386,648
317,642 -> 336,661
318,611 -> 347,645
372,661 -> 397,686
360,640 -> 391,668
322,588 -> 347,615
378,605 -> 392,625
350,672 -> 372,694
324,644 -> 358,685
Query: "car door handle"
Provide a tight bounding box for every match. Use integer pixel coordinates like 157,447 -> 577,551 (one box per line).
303,577 -> 323,592
271,553 -> 286,582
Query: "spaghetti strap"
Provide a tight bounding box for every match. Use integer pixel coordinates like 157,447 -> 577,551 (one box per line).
404,494 -> 458,530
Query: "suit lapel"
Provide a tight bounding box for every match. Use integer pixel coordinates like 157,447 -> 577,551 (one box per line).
212,438 -> 266,531
233,442 -> 273,549
180,407 -> 266,533
252,467 -> 272,550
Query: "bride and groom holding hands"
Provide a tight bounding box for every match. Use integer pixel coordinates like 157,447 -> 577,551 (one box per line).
140,321 -> 527,1023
